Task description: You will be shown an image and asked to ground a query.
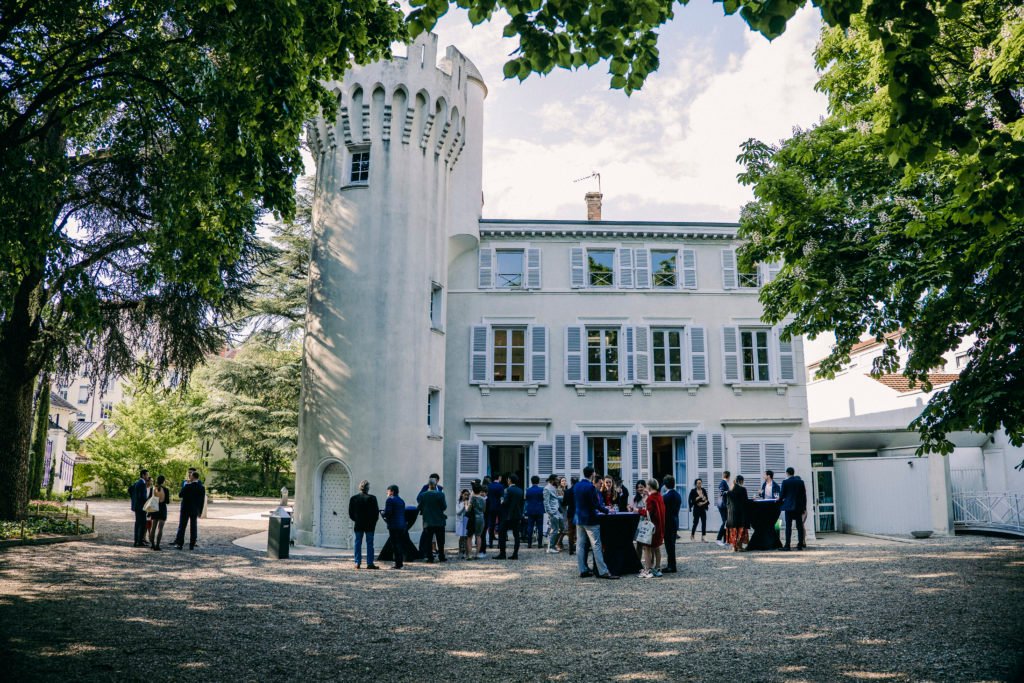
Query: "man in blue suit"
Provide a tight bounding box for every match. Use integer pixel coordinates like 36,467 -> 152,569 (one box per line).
574,466 -> 619,580
382,485 -> 408,569
662,475 -> 682,573
129,469 -> 149,547
779,467 -> 808,550
484,474 -> 505,551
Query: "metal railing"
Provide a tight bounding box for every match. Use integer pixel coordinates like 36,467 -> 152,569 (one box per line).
738,272 -> 760,288
952,492 -> 1024,535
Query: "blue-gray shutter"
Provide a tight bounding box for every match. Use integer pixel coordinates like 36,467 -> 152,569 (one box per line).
721,326 -> 740,383
478,248 -> 494,289
776,327 -> 796,383
565,325 -> 584,384
721,248 -> 737,290
469,325 -> 489,384
570,247 -> 586,289
617,248 -> 634,289
633,248 -> 651,289
681,247 -> 697,289
688,326 -> 708,384
525,248 -> 542,290
529,325 -> 549,385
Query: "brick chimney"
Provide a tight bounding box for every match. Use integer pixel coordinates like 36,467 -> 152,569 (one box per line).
585,192 -> 603,221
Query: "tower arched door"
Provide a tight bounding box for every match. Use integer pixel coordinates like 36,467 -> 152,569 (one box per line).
319,463 -> 351,548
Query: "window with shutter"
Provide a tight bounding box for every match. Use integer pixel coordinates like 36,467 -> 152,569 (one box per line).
457,441 -> 484,492
570,247 -> 586,288
469,325 -> 489,384
586,326 -> 620,383
651,250 -> 677,288
652,327 -> 684,383
528,325 -> 549,384
633,248 -> 651,289
765,443 -> 787,475
525,248 -> 542,289
492,327 -> 527,383
553,436 -> 567,474
478,248 -> 495,289
688,326 -> 708,384
721,326 -> 740,383
740,328 -> 771,383
537,442 -> 555,478
588,249 -> 615,287
634,326 -> 651,383
565,325 -> 584,384
495,249 -> 525,288
681,248 -> 697,289
721,248 -> 738,290
616,248 -> 634,288
776,328 -> 796,383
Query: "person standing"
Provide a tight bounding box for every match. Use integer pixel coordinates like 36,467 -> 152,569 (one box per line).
455,489 -> 470,559
382,485 -> 408,569
485,474 -> 505,549
564,477 -> 578,556
147,475 -> 169,550
726,475 -> 750,552
574,467 -> 619,580
688,478 -> 710,541
130,469 -> 150,547
469,481 -> 487,559
417,477 -> 448,562
524,476 -> 545,549
662,475 -> 682,573
760,470 -> 780,499
779,467 -> 808,550
716,471 -> 731,547
497,474 -> 524,560
543,474 -> 564,554
645,479 -> 666,578
348,480 -> 380,569
172,470 -> 205,550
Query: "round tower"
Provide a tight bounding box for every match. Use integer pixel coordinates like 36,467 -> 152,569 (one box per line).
295,34 -> 486,546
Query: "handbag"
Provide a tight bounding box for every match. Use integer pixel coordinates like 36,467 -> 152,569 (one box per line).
143,494 -> 160,513
634,517 -> 655,545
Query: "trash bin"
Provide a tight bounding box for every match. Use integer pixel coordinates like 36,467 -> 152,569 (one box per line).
268,507 -> 291,559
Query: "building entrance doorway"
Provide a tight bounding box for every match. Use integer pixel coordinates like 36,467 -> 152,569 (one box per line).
652,436 -> 688,528
488,444 -> 528,486
812,467 -> 837,533
587,436 -> 623,481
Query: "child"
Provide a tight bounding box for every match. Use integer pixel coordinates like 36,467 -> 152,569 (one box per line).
455,489 -> 470,559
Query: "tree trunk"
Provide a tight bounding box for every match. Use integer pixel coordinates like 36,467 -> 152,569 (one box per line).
0,368 -> 36,519
27,375 -> 50,499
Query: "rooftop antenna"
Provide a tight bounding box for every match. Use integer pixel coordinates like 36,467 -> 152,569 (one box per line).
573,171 -> 601,193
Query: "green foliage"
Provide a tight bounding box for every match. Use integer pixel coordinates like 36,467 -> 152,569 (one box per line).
191,341 -> 301,492
0,517 -> 91,541
83,380 -> 203,496
738,1 -> 1024,457
27,378 -> 50,498
0,0 -> 405,519
209,457 -> 295,497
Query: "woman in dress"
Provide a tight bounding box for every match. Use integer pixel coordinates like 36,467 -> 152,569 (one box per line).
147,475 -> 169,550
645,478 -> 666,577
629,480 -> 648,512
602,476 -> 615,509
688,478 -> 710,542
556,477 -> 569,551
455,489 -> 471,559
726,475 -> 750,551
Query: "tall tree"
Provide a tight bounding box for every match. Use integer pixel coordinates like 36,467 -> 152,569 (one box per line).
0,1 -> 404,519
737,1 -> 1023,456
27,376 -> 50,498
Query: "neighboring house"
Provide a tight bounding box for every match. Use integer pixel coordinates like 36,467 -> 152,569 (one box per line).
807,332 -> 1024,537
45,394 -> 81,495
293,33 -> 813,548
52,365 -> 127,424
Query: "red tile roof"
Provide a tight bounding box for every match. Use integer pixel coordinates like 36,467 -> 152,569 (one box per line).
808,330 -> 904,369
868,373 -> 958,393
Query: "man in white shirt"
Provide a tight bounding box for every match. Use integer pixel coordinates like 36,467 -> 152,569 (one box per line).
760,470 -> 781,499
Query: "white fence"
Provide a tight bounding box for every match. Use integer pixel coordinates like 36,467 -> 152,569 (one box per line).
952,492 -> 1024,535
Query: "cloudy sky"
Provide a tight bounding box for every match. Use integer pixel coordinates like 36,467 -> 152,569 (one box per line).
427,3 -> 828,223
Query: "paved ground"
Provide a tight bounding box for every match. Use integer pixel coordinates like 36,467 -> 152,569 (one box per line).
1,499 -> 1022,682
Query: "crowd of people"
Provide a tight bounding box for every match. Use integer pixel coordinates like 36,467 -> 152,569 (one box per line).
347,465 -> 808,576
128,467 -> 206,550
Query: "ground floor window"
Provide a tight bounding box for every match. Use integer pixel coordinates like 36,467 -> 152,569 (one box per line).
588,436 -> 622,482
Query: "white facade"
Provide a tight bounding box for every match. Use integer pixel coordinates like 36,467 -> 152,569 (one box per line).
807,334 -> 1024,536
297,35 -> 813,547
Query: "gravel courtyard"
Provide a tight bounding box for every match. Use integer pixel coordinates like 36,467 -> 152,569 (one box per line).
1,500 -> 1022,682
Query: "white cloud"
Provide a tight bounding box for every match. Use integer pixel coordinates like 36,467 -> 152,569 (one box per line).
452,7 -> 828,221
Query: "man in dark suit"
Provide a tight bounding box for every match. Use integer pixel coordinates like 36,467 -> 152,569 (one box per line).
715,471 -> 731,546
573,466 -> 619,579
497,474 -> 524,559
382,485 -> 408,569
485,474 -> 505,549
662,475 -> 682,573
760,470 -> 781,499
130,469 -> 150,547
348,479 -> 380,569
779,467 -> 808,550
417,477 -> 448,562
172,470 -> 205,550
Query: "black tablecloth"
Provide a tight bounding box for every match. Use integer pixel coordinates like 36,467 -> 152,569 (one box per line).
747,499 -> 783,551
377,506 -> 422,562
592,513 -> 642,575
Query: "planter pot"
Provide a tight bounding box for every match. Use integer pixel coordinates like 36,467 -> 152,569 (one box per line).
910,530 -> 933,539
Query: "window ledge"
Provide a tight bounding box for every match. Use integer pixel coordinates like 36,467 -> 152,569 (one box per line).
427,434 -> 443,441
648,383 -> 701,396
340,182 -> 369,190
479,384 -> 540,396
430,326 -> 445,335
728,383 -> 789,396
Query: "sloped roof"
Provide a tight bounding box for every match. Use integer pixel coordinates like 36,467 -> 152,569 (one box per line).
868,373 -> 959,393
49,393 -> 79,412
70,420 -> 104,440
808,331 -> 904,370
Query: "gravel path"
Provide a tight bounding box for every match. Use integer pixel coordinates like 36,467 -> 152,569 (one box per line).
1,503 -> 1022,682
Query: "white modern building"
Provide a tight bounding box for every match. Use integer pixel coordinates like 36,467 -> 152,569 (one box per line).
807,333 -> 1024,537
295,33 -> 814,547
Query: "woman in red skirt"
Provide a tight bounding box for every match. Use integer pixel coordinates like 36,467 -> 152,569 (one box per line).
726,475 -> 750,551
645,479 -> 666,576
